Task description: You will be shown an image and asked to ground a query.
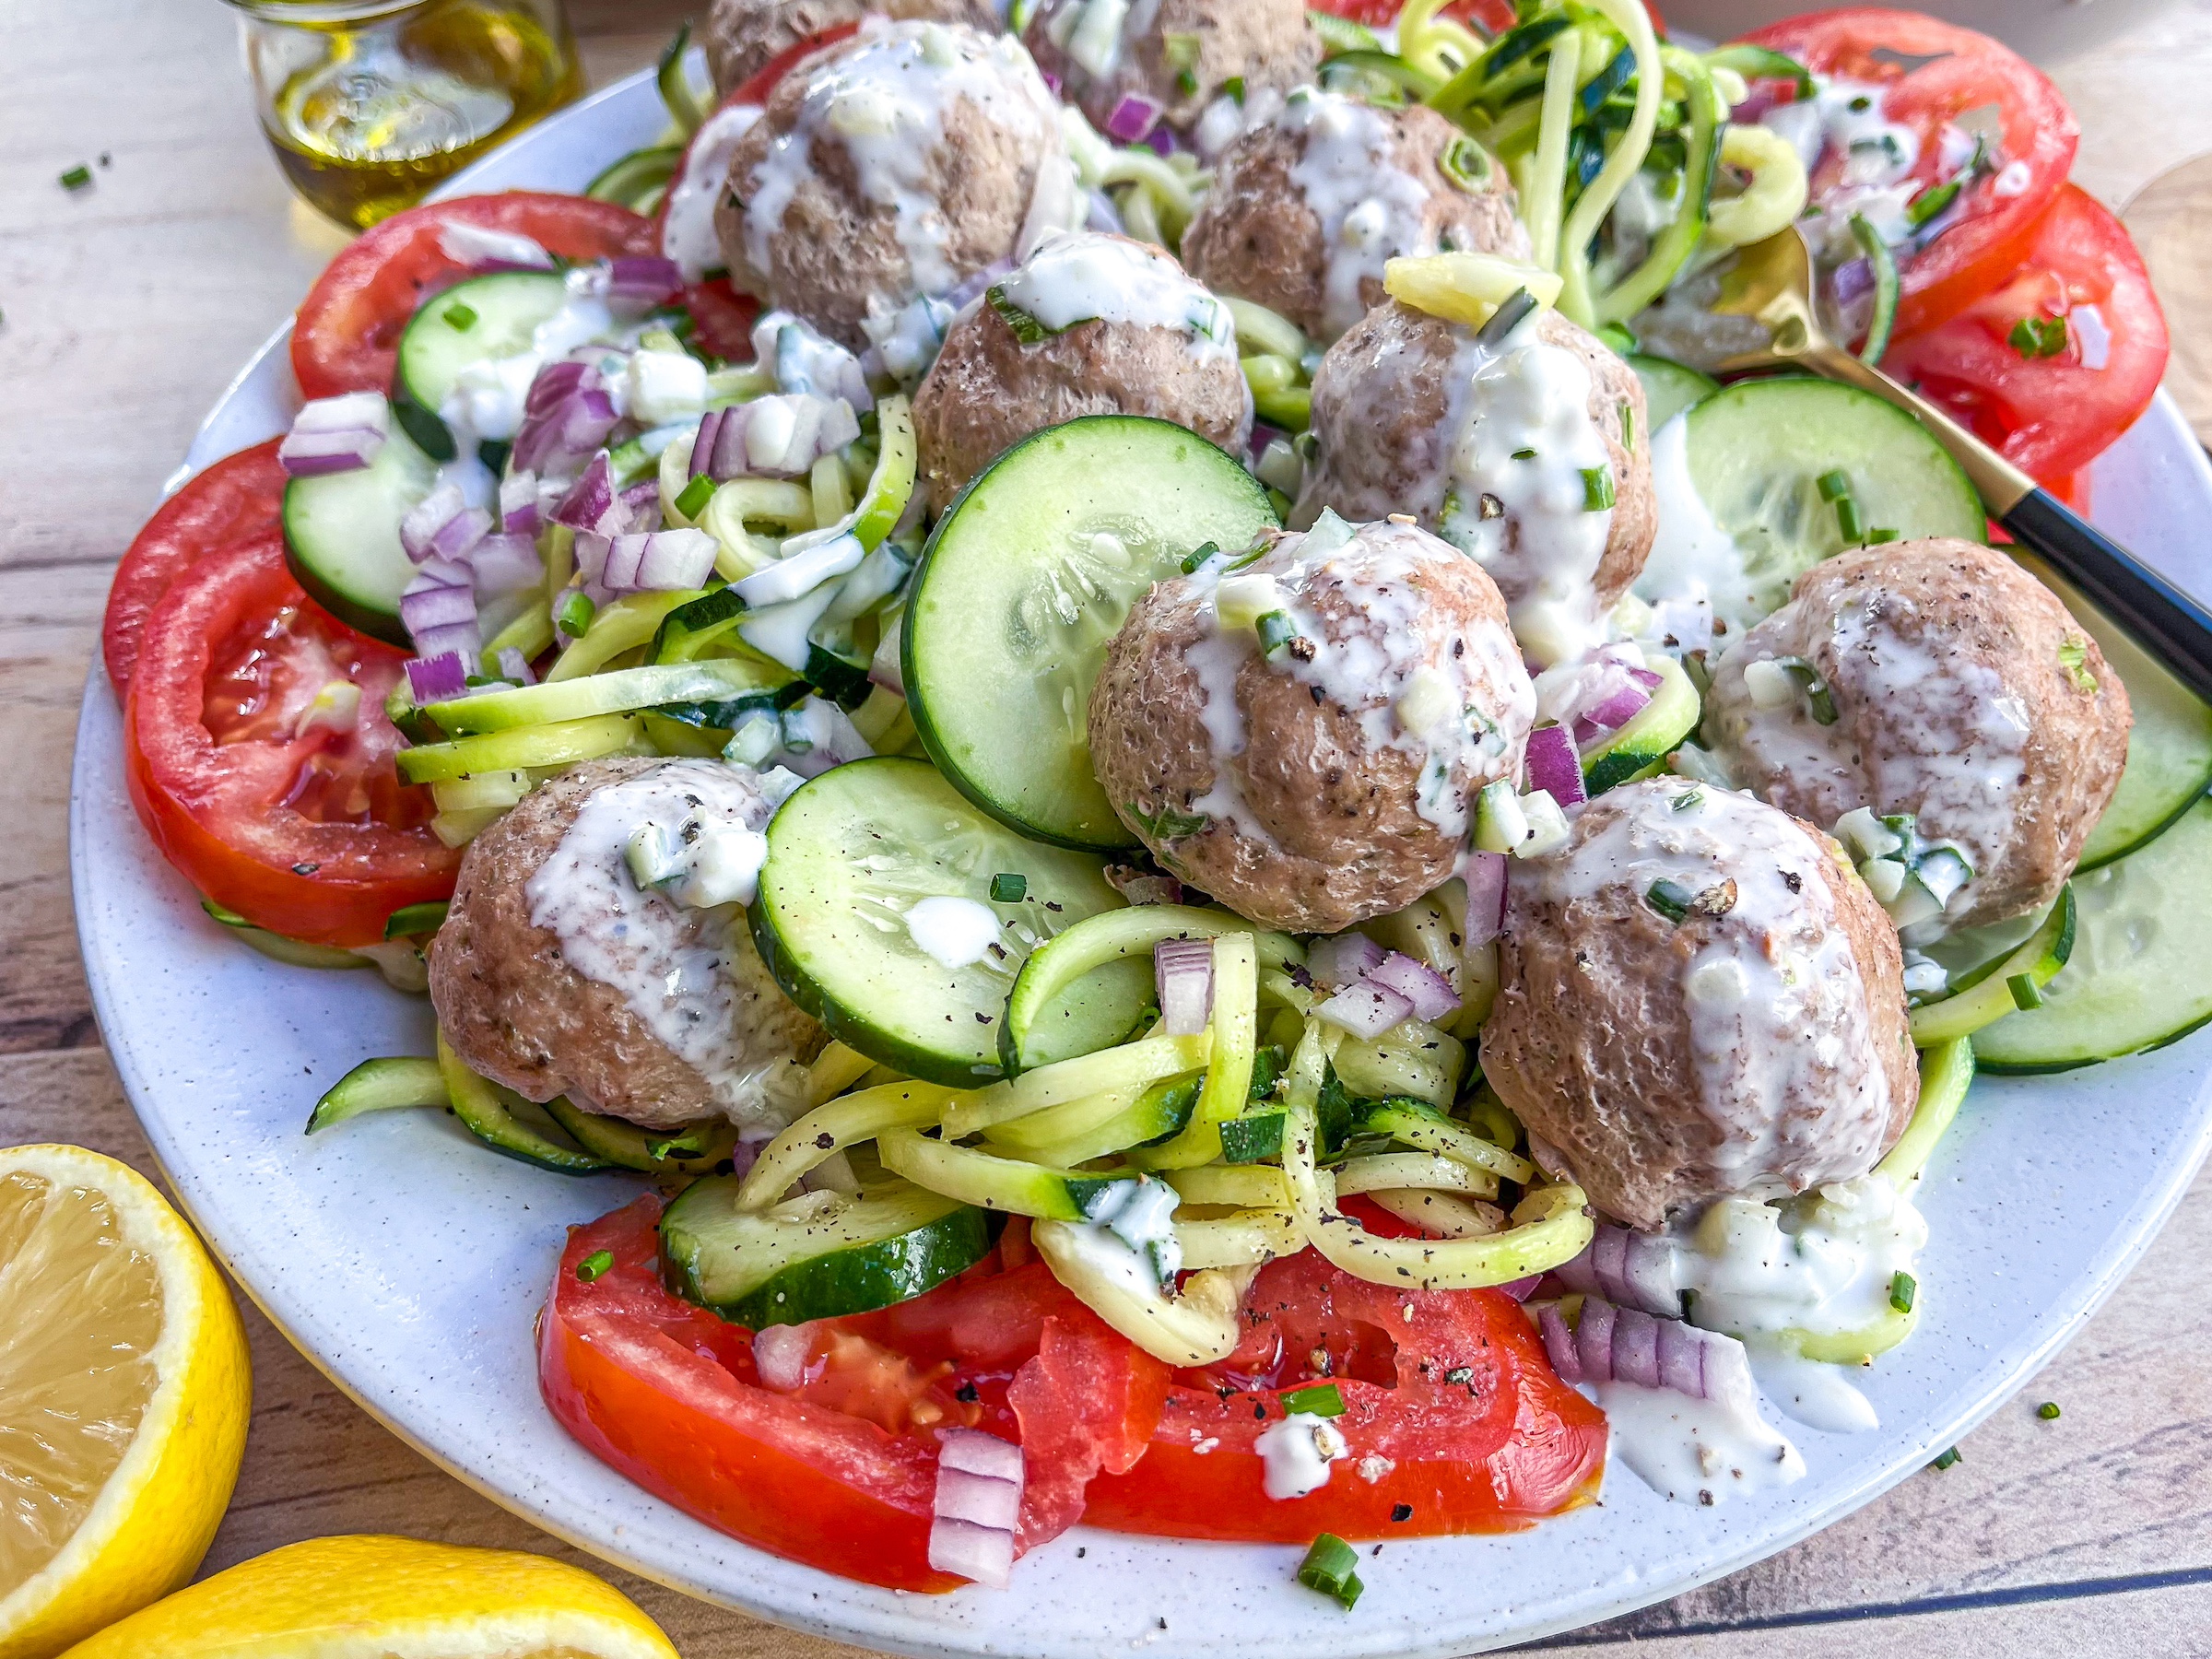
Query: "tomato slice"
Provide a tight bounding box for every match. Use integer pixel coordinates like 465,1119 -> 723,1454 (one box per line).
124,534 -> 458,946
1741,8 -> 2077,337
291,194 -> 657,399
1886,185 -> 2169,484
102,440 -> 287,691
539,1198 -> 1170,1591
1082,1251 -> 1606,1542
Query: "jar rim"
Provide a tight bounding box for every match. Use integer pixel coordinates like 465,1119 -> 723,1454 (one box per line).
222,0 -> 430,19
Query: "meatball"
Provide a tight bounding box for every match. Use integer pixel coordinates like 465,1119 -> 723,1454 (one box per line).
912,230 -> 1252,511
1296,300 -> 1654,667
1021,0 -> 1318,138
1703,538 -> 2131,934
1088,515 -> 1535,932
1181,91 -> 1526,345
1483,779 -> 1916,1232
703,0 -> 1001,95
716,20 -> 1074,357
429,758 -> 822,1134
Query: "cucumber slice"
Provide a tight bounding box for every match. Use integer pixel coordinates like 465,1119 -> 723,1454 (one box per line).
2010,550 -> 2212,869
283,420 -> 439,645
394,272 -> 574,460
1681,379 -> 1985,629
307,1055 -> 447,1132
436,1033 -> 614,1174
748,756 -> 1132,1087
1581,651 -> 1700,794
1973,799 -> 2212,1073
1627,354 -> 1718,432
661,1174 -> 991,1327
903,416 -> 1279,851
541,1096 -> 740,1176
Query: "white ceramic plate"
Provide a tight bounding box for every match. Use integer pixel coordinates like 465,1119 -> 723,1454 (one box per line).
71,68 -> 2212,1657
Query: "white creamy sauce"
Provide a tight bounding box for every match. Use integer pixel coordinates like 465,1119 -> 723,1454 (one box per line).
1593,1381 -> 1806,1507
994,229 -> 1235,362
1677,1174 -> 1927,1345
739,20 -> 1065,304
1517,783 -> 1894,1196
1431,319 -> 1616,666
440,274 -> 626,443
1748,1350 -> 1879,1435
1634,412 -> 1763,636
903,894 -> 1004,969
662,102 -> 764,282
524,759 -> 809,1131
1083,1175 -> 1183,1281
1279,88 -> 1438,341
1254,1411 -> 1349,1500
1788,76 -> 1924,257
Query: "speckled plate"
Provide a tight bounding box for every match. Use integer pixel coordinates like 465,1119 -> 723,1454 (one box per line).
70,67 -> 2212,1657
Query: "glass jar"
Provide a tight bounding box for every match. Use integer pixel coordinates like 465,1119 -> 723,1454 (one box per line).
225,0 -> 583,229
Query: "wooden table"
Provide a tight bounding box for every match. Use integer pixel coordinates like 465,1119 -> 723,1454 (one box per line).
8,3 -> 2212,1653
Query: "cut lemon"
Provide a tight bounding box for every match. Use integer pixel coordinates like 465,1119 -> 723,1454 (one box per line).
0,1144 -> 251,1659
57,1535 -> 681,1658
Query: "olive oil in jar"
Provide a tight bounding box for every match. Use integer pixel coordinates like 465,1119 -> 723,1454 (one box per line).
235,0 -> 582,229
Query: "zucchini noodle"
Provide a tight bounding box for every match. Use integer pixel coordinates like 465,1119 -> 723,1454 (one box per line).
1518,24 -> 1583,272
1588,47 -> 1724,325
547,592 -> 706,681
1165,1163 -> 1288,1209
1394,0 -> 1487,83
1554,0 -> 1665,327
941,1031 -> 1210,1136
1367,1189 -> 1503,1237
1223,296 -> 1309,364
1333,1150 -> 1499,1201
1173,1207 -> 1301,1269
1030,1223 -> 1257,1365
1704,122 -> 1810,251
737,1081 -> 956,1209
1143,933 -> 1258,1168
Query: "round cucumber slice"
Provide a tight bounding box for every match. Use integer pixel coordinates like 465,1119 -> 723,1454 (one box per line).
394,272 -> 573,460
749,757 -> 1138,1087
660,1173 -> 991,1327
1681,378 -> 1985,630
2006,550 -> 2212,870
282,421 -> 438,646
903,416 -> 1279,851
1627,353 -> 1718,432
1973,798 -> 2212,1072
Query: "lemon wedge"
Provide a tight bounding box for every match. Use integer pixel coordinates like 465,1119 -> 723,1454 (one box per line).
0,1144 -> 252,1659
57,1536 -> 680,1659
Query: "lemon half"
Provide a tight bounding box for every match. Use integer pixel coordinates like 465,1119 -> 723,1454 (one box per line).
0,1144 -> 252,1659
58,1536 -> 681,1659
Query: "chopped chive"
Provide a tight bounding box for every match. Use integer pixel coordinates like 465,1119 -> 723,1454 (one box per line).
2039,1401 -> 2061,1420
1929,1445 -> 1961,1470
1582,466 -> 1616,512
2057,635 -> 2098,693
2008,314 -> 2068,359
555,589 -> 597,638
1180,540 -> 1221,574
1256,610 -> 1306,659
1671,788 -> 1705,812
1619,400 -> 1635,451
674,472 -> 716,519
1867,526 -> 1900,544
1835,495 -> 1865,543
1817,469 -> 1853,502
1776,656 -> 1838,725
59,164 -> 92,191
576,1250 -> 615,1282
1477,287 -> 1538,351
1296,1533 -> 1364,1608
1224,75 -> 1246,104
1889,1270 -> 1916,1312
989,872 -> 1028,903
1511,447 -> 1538,461
1176,67 -> 1200,95
1279,1382 -> 1346,1418
1438,135 -> 1492,193
1645,878 -> 1694,923
1905,175 -> 1963,228
2006,971 -> 2044,1011
442,300 -> 479,331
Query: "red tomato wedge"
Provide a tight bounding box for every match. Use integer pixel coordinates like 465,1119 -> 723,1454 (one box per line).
1885,184 -> 2168,485
539,1197 -> 1168,1590
291,194 -> 657,399
1083,1251 -> 1606,1542
102,440 -> 287,691
1742,8 -> 2077,337
124,534 -> 457,946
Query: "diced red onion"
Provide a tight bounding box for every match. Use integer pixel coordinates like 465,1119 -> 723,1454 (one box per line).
619,478 -> 664,535
1582,682 -> 1653,735
437,220 -> 555,271
573,532 -> 610,585
709,394 -> 863,481
1628,666 -> 1663,690
494,646 -> 536,686
1307,932 -> 1386,990
401,484 -> 493,565
929,1428 -> 1023,1589
601,529 -> 718,594
753,1324 -> 813,1389
278,392 -> 391,477
1550,1222 -> 1677,1319
1146,124 -> 1179,157
1041,69 -> 1063,97
500,471 -> 544,536
1832,255 -> 1875,309
1524,725 -> 1585,807
1539,1295 -> 1757,1412
1246,422 -> 1288,466
602,254 -> 685,314
945,259 -> 1016,312
1362,950 -> 1459,1022
552,452 -> 619,534
512,361 -> 618,477
1315,977 -> 1413,1040
689,406 -> 726,483
1462,851 -> 1507,948
466,533 -> 546,594
869,613 -> 905,697
1154,937 -> 1216,1035
409,624 -> 481,664
1105,92 -> 1164,143
1498,1275 -> 1540,1302
405,652 -> 470,705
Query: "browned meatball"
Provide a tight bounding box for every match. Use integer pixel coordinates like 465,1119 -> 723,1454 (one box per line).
912,230 -> 1251,510
429,758 -> 822,1134
1296,300 -> 1653,666
1181,92 -> 1526,344
1088,515 -> 1535,932
717,20 -> 1072,355
1022,0 -> 1318,136
1483,779 -> 1917,1232
703,0 -> 1001,95
1703,538 -> 2131,935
